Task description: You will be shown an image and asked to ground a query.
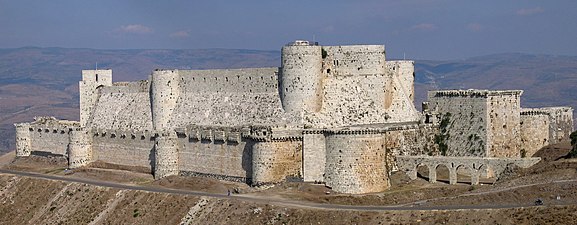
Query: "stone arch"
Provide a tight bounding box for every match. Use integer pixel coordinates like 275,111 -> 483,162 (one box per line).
454,164 -> 470,184
415,162 -> 431,181
470,163 -> 487,185
434,163 -> 452,184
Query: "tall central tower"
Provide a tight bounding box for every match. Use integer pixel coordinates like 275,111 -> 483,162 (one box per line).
279,41 -> 323,121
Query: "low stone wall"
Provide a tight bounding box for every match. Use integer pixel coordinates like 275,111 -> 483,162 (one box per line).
91,130 -> 155,172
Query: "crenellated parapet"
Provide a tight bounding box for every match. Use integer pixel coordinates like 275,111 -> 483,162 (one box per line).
92,128 -> 155,141
430,89 -> 523,98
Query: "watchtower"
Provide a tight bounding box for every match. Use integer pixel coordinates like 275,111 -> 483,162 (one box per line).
79,69 -> 112,127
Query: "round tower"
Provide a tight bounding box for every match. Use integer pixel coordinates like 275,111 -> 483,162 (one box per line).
68,127 -> 93,168
154,131 -> 179,179
15,123 -> 31,157
150,69 -> 181,130
279,41 -> 323,117
324,132 -> 389,194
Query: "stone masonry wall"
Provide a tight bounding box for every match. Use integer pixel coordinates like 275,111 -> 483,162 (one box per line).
280,45 -> 323,117
486,92 -> 522,157
91,130 -> 155,172
89,81 -> 153,131
15,124 -> 31,157
169,68 -> 288,128
302,132 -> 326,182
303,46 -> 420,128
386,61 -> 420,122
427,90 -> 489,157
252,140 -> 302,185
385,124 -> 439,171
68,128 -> 93,168
428,90 -> 523,158
80,70 -> 112,127
305,74 -> 392,127
520,111 -> 550,157
543,107 -> 574,143
177,129 -> 252,182
324,132 -> 389,194
151,70 -> 181,130
28,126 -> 72,156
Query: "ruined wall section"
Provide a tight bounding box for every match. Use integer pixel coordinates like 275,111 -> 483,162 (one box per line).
486,91 -> 522,157
520,107 -> 574,156
91,129 -> 155,172
324,131 -> 389,194
80,70 -> 112,127
177,126 -> 252,182
89,81 -> 153,131
543,107 -> 574,143
427,90 -> 489,157
170,68 -> 288,128
520,110 -> 550,157
20,117 -> 79,157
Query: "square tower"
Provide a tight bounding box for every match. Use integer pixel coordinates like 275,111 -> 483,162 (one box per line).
79,69 -> 112,127
427,89 -> 522,157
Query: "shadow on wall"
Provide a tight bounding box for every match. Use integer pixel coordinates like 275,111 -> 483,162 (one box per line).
148,145 -> 155,175
31,151 -> 66,158
242,140 -> 254,184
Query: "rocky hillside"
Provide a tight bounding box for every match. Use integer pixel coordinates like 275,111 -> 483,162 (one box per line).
1,174 -> 577,225
1,48 -> 576,153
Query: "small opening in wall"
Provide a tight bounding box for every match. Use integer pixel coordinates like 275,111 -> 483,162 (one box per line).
327,69 -> 331,74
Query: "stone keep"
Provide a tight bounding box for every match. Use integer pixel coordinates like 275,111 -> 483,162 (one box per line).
427,89 -> 573,158
14,40 -> 574,194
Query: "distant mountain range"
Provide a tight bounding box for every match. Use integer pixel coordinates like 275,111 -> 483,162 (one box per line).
1,47 -> 576,153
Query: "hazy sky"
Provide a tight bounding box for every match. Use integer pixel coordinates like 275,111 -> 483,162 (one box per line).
1,0 -> 576,59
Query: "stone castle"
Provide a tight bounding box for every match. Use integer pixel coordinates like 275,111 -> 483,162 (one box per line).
14,41 -> 574,194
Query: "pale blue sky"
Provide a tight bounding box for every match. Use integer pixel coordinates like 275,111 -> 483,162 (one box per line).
1,0 -> 576,59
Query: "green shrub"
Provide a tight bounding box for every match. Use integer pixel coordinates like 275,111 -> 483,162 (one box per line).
567,130 -> 577,158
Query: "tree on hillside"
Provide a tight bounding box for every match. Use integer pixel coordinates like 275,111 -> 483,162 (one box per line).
568,130 -> 577,158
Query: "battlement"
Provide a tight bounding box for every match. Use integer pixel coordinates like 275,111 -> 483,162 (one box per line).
81,69 -> 112,84
429,89 -> 523,98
